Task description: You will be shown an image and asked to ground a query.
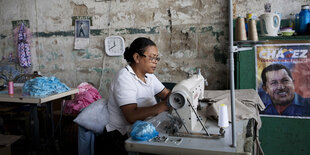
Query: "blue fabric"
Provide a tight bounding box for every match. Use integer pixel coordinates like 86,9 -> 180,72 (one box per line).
78,126 -> 95,155
260,92 -> 310,116
130,121 -> 158,141
22,76 -> 70,97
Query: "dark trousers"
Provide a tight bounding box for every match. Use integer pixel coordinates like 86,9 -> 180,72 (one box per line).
94,128 -> 128,155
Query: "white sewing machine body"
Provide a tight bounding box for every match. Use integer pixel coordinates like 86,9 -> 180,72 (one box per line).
168,71 -> 206,134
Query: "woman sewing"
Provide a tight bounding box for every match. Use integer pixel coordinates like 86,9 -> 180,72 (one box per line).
95,37 -> 171,154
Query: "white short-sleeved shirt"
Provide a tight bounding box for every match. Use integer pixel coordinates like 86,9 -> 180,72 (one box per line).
105,65 -> 165,135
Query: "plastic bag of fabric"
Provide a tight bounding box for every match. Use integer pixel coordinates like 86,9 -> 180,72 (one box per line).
63,82 -> 102,114
22,76 -> 70,97
130,121 -> 158,141
73,99 -> 109,134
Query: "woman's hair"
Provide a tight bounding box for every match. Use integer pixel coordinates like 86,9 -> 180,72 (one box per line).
123,37 -> 156,63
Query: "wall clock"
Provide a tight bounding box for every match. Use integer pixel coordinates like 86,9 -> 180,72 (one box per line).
104,36 -> 125,56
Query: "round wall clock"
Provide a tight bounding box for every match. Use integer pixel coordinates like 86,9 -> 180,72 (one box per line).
104,36 -> 125,56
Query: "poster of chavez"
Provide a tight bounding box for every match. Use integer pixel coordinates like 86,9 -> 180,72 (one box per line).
256,44 -> 310,117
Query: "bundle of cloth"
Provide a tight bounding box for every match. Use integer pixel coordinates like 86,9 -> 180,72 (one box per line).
63,82 -> 102,115
23,76 -> 70,96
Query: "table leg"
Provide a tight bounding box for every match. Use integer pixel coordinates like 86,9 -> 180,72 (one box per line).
46,101 -> 61,154
46,102 -> 55,140
30,105 -> 40,154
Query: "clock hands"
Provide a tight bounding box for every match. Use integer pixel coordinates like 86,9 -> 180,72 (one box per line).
109,41 -> 116,50
109,45 -> 115,50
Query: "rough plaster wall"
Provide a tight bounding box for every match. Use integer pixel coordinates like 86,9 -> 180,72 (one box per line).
0,0 -> 308,98
233,0 -> 310,19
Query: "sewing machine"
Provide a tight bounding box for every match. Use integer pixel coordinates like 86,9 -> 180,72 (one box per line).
125,71 -> 260,154
168,70 -> 209,135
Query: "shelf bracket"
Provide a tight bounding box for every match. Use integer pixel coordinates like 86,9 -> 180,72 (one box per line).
232,46 -> 253,53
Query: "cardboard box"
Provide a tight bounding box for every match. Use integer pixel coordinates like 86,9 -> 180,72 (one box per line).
0,134 -> 21,155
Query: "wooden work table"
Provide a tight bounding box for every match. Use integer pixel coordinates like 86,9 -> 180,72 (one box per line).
0,87 -> 78,104
0,87 -> 78,154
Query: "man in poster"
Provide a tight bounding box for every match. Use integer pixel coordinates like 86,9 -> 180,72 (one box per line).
259,63 -> 310,116
74,19 -> 90,49
78,22 -> 86,37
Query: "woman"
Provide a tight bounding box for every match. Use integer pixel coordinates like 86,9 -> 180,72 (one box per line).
95,37 -> 171,154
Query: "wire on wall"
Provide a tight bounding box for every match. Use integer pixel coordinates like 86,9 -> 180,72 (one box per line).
98,0 -> 112,93
35,0 -> 40,73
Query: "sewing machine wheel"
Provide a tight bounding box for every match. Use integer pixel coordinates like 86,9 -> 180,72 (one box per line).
168,91 -> 186,109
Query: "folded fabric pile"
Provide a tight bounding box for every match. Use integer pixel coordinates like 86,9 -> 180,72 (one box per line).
23,76 -> 70,97
64,82 -> 102,115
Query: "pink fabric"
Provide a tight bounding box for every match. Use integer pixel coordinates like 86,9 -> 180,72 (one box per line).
64,82 -> 102,114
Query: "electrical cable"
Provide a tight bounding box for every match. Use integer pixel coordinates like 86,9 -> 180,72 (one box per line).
98,1 -> 112,93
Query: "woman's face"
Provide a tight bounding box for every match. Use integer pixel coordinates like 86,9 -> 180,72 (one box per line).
139,45 -> 159,74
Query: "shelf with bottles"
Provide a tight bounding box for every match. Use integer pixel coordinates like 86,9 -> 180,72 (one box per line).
259,35 -> 310,41
258,17 -> 310,41
234,19 -> 310,43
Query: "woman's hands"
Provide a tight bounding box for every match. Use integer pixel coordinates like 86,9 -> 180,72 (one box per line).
121,88 -> 172,124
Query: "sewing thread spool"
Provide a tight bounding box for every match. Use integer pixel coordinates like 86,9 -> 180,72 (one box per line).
218,104 -> 229,128
235,17 -> 247,41
248,19 -> 258,41
8,81 -> 14,96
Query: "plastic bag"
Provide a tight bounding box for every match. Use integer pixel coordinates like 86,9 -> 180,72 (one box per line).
63,82 -> 102,114
145,111 -> 183,134
130,121 -> 158,141
73,99 -> 109,134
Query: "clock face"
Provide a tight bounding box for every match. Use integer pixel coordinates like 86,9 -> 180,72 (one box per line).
105,36 -> 125,56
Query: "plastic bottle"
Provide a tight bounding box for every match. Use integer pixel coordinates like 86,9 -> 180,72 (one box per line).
298,5 -> 310,35
289,13 -> 295,30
